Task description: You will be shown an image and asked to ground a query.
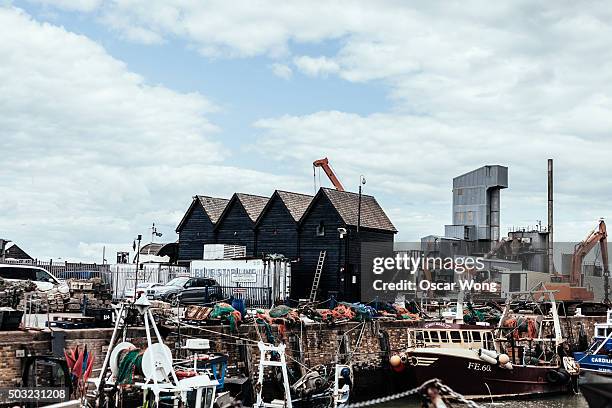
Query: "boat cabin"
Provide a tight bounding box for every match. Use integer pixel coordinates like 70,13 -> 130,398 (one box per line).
410,324 -> 496,350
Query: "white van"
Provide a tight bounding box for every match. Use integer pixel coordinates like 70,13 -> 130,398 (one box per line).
0,264 -> 70,293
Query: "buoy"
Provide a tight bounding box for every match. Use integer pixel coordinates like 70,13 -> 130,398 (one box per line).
389,355 -> 402,367
498,354 -> 510,365
501,362 -> 513,370
478,349 -> 498,365
480,349 -> 498,359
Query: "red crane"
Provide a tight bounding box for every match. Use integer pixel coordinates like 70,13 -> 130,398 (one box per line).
313,157 -> 345,191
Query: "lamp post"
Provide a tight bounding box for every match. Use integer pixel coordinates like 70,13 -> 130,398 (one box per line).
0,239 -> 10,263
357,176 -> 366,233
133,234 -> 142,301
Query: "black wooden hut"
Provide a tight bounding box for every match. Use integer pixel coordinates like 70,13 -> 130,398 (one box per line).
213,193 -> 269,256
175,196 -> 229,263
254,190 -> 312,259
295,188 -> 396,301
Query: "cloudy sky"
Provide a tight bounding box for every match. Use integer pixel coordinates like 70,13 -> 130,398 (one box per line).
1,1 -> 611,261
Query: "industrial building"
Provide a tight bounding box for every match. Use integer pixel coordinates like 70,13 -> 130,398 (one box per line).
445,165 -> 508,244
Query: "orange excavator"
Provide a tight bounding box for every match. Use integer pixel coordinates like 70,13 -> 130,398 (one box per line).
543,219 -> 609,303
313,157 -> 344,191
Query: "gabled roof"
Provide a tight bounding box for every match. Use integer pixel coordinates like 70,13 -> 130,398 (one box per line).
215,193 -> 269,228
197,196 -> 229,223
300,188 -> 397,232
255,190 -> 313,226
175,195 -> 229,232
235,193 -> 269,222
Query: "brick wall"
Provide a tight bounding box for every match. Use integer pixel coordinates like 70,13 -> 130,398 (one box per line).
0,315 -> 606,388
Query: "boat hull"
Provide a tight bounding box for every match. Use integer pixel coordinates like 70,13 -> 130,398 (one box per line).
574,352 -> 612,376
408,349 -> 576,398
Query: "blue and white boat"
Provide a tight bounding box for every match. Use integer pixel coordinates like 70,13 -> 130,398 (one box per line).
574,310 -> 612,375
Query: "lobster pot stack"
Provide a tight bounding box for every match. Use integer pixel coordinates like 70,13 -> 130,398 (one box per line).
67,278 -> 113,311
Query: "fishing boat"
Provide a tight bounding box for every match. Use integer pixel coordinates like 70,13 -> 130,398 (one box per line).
400,284 -> 580,399
573,309 -> 612,375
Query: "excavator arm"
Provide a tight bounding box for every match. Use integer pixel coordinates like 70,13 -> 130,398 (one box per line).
571,219 -> 608,287
313,157 -> 345,191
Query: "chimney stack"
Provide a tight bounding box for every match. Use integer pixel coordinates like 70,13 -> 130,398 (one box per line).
548,159 -> 554,276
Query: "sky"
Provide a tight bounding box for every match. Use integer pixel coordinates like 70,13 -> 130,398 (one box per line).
1,1 -> 612,261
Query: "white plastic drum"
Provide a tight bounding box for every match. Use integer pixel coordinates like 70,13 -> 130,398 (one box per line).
142,343 -> 174,382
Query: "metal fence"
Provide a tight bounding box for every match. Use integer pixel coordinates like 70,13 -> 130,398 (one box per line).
1,259 -> 110,276
178,286 -> 272,309
109,264 -> 189,299
217,286 -> 272,309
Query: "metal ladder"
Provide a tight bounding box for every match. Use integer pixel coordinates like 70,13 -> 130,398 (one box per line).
309,250 -> 326,303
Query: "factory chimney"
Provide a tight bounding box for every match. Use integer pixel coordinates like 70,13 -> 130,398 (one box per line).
548,159 -> 554,276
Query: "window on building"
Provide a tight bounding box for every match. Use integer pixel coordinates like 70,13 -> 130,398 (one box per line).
457,188 -> 464,196
466,211 -> 474,223
316,221 -> 325,236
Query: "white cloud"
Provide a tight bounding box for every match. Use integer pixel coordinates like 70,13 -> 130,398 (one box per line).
27,0 -> 103,12
271,63 -> 292,80
253,111 -> 612,241
0,7 -> 303,260
7,1 -> 612,251
293,56 -> 339,77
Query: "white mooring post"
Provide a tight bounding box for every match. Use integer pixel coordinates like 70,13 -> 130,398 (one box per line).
254,342 -> 293,408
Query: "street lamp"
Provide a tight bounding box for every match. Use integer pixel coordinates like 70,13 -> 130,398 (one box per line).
133,234 -> 142,301
0,239 -> 11,263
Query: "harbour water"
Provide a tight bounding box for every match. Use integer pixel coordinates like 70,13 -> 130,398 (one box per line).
379,394 -> 588,407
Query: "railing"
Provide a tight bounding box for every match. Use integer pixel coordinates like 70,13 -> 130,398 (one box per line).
109,264 -> 189,300
1,258 -> 111,275
219,286 -> 272,308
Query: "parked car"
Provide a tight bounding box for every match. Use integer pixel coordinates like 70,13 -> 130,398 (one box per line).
177,278 -> 223,305
124,282 -> 162,300
0,264 -> 69,293
147,276 -> 222,303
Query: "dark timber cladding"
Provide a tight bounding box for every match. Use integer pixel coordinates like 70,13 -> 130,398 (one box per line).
295,188 -> 396,302
175,196 -> 229,262
254,190 -> 313,258
214,193 -> 269,256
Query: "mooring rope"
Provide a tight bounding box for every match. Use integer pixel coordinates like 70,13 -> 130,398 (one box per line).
345,378 -> 482,408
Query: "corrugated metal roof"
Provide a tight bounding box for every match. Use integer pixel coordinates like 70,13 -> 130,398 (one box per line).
321,188 -> 397,232
197,196 -> 230,224
276,190 -> 313,222
235,193 -> 269,222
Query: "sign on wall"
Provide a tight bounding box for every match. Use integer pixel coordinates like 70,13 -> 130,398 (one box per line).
190,259 -> 266,287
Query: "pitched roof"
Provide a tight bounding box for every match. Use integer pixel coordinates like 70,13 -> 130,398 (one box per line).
175,195 -> 229,232
234,193 -> 270,222
276,191 -> 313,222
197,196 -> 230,224
318,188 -> 397,232
254,190 -> 313,226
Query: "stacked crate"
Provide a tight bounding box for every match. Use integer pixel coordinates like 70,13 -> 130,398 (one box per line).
68,278 -> 112,311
